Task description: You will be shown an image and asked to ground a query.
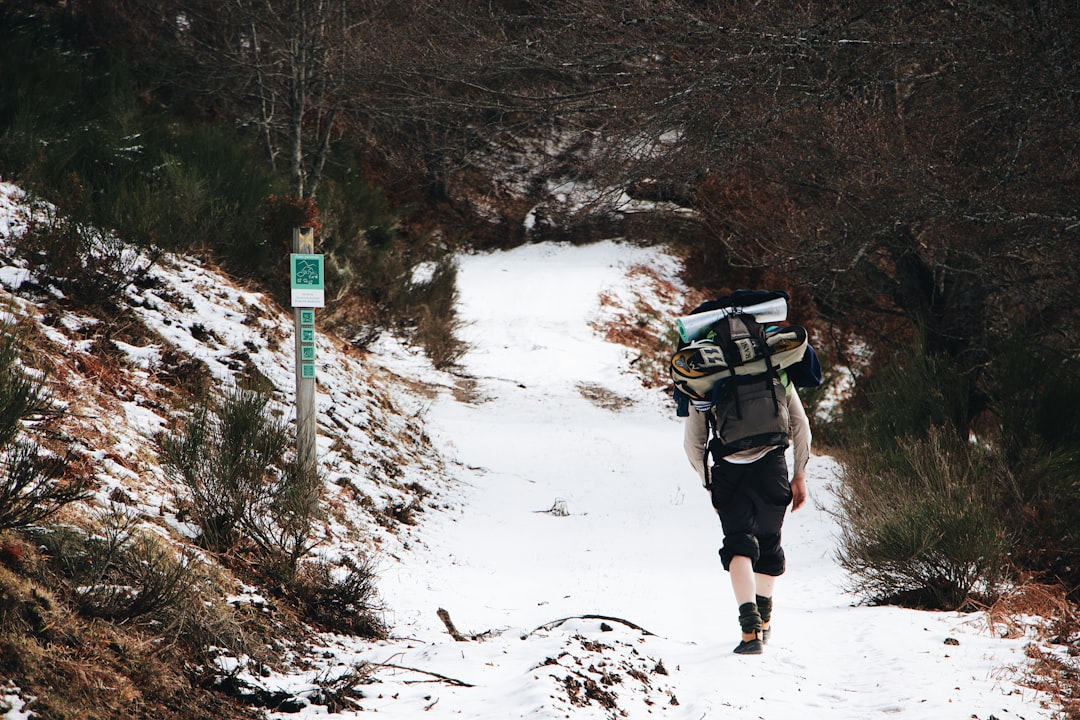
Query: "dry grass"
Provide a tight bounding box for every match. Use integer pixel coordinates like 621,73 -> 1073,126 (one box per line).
589,263 -> 686,391
0,558 -> 263,720
576,382 -> 634,412
983,582 -> 1080,719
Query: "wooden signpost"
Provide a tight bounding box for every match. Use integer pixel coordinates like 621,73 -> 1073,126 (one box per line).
290,227 -> 323,474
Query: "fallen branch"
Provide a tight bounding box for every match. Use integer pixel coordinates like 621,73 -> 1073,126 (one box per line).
526,614 -> 658,638
366,662 -> 475,688
437,607 -> 468,641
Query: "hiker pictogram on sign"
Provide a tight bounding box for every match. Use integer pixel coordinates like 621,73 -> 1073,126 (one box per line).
290,253 -> 325,307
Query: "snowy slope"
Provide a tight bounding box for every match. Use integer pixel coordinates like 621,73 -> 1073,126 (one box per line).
0,180 -> 445,568
0,181 -> 1063,720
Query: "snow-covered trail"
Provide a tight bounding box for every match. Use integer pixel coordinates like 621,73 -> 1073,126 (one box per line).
378,241 -> 720,642
320,240 -> 1054,720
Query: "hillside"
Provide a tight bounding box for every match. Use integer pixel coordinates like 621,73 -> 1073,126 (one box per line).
0,180 -> 455,718
0,182 -> 445,558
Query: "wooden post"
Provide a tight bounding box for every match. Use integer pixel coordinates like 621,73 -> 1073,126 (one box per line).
292,227 -> 317,474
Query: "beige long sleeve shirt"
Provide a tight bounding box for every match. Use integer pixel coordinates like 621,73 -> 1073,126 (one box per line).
683,385 -> 812,485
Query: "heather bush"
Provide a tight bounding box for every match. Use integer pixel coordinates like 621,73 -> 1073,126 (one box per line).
409,257 -> 466,368
834,334 -> 1080,607
158,385 -> 322,580
291,557 -> 387,639
0,328 -> 91,530
987,341 -> 1080,593
33,507 -> 197,622
834,427 -> 1010,609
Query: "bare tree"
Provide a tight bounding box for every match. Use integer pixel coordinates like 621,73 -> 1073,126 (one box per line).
229,0 -> 357,197
591,1 -> 1080,374
88,0 -> 363,197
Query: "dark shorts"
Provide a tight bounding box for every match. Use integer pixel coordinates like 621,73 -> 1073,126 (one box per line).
709,448 -> 792,576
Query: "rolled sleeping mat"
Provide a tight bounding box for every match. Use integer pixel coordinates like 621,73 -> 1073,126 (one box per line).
675,296 -> 788,343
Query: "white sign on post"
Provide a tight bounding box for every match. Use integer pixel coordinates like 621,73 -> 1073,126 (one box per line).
290,253 -> 325,308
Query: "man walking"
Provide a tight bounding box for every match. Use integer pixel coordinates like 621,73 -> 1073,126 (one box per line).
684,385 -> 811,654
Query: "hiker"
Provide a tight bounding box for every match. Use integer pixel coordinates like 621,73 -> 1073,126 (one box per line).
683,379 -> 811,654
670,291 -> 817,655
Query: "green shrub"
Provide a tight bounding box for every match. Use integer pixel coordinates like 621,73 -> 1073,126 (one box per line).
836,334 -> 971,457
16,204 -> 160,306
0,12 -> 279,267
245,456 -> 325,584
832,337 -> 1003,608
159,385 -> 288,552
834,427 -> 1011,609
835,330 -> 1080,607
0,327 -> 91,530
986,341 -> 1080,591
158,384 -> 322,579
409,257 -> 466,368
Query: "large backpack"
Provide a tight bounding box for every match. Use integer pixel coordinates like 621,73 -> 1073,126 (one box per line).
670,321 -> 808,400
670,307 -> 815,487
694,313 -> 793,454
671,291 -> 821,412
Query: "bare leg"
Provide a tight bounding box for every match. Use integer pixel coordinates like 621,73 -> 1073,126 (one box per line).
729,556 -> 758,641
729,556 -> 756,604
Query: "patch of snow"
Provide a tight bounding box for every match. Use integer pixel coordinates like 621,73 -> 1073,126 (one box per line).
0,683 -> 34,720
410,260 -> 438,286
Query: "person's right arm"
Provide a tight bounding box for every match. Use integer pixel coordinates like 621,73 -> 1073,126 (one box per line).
683,407 -> 708,485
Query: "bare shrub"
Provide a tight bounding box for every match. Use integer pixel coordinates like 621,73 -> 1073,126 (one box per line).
31,519 -> 256,663
308,664 -> 373,713
56,506 -> 201,623
291,557 -> 387,639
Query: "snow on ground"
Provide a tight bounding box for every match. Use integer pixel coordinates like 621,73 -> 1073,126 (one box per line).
0,181 -> 444,562
264,240 -> 1057,720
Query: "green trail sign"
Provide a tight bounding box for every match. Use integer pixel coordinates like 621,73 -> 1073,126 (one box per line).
290,253 -> 325,307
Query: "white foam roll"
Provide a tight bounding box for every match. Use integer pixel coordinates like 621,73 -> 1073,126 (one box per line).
675,296 -> 788,343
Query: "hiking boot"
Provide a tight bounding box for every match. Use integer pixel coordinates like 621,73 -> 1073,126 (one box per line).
762,626 -> 771,645
733,636 -> 764,655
